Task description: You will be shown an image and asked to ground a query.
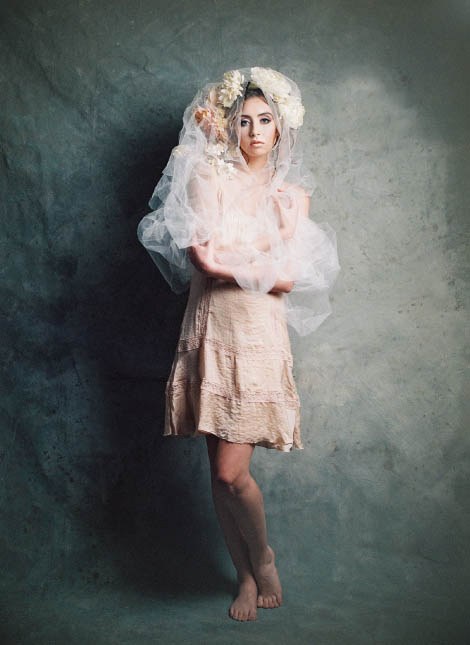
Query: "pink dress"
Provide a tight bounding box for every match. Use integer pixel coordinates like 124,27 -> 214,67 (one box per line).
164,268 -> 302,452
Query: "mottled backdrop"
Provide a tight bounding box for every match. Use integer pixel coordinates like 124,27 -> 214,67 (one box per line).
1,0 -> 469,643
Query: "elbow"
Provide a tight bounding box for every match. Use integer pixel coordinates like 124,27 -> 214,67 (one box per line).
271,280 -> 294,294
284,280 -> 294,293
188,245 -> 209,274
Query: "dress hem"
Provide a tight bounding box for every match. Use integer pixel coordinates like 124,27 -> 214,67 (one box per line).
162,428 -> 304,452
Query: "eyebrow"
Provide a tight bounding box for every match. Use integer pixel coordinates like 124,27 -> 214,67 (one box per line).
241,112 -> 273,118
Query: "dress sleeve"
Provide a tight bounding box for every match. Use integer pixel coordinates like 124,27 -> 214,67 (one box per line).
137,150 -> 220,293
186,162 -> 221,244
280,186 -> 340,291
278,185 -> 341,335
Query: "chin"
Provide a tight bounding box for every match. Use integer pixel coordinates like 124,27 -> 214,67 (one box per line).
243,149 -> 269,160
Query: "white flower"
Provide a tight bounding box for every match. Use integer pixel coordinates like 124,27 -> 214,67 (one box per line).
277,95 -> 305,129
223,162 -> 237,179
172,145 -> 189,157
250,67 -> 291,100
207,156 -> 237,179
205,142 -> 226,157
217,70 -> 245,108
250,67 -> 305,129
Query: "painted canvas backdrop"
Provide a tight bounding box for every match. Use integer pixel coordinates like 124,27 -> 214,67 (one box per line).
1,0 -> 469,642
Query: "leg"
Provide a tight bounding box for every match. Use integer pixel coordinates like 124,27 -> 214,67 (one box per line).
206,435 -> 258,621
206,435 -> 283,612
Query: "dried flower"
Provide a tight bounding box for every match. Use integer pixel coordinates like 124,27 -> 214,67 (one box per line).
194,105 -> 228,142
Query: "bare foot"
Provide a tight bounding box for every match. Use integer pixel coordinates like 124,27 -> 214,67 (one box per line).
253,546 -> 282,608
229,576 -> 258,621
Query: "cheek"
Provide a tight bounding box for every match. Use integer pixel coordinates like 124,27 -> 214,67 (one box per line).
269,124 -> 278,145
239,131 -> 249,150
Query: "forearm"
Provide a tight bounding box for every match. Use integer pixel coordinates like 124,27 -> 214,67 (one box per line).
218,227 -> 292,255
200,260 -> 293,294
188,242 -> 294,293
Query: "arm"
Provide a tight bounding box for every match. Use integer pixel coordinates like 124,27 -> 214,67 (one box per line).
188,239 -> 294,293
187,182 -> 309,294
217,188 -> 310,254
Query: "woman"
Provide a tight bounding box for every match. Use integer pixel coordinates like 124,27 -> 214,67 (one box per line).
137,68 -> 340,621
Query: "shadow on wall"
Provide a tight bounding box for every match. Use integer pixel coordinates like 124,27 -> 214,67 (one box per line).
66,126 -> 233,598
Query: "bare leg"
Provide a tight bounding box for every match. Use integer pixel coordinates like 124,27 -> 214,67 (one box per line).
206,435 -> 258,621
206,435 -> 283,612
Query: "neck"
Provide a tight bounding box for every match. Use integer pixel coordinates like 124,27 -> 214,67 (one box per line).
242,151 -> 269,172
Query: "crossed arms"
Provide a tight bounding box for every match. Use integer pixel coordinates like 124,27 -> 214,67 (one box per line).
188,189 -> 310,294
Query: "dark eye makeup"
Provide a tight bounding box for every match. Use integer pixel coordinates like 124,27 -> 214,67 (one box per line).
240,117 -> 272,127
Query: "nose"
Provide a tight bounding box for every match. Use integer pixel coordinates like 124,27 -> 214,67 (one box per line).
249,123 -> 260,137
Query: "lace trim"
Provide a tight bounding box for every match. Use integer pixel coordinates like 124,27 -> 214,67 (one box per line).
177,335 -> 293,364
167,377 -> 299,405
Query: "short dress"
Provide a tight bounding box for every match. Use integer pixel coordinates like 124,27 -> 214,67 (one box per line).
164,268 -> 303,452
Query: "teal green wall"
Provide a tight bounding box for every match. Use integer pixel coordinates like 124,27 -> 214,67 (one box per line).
1,0 -> 469,642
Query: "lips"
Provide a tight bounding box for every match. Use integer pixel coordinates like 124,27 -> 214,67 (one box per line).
250,141 -> 264,145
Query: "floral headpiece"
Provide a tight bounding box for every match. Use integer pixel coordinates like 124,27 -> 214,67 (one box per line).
217,67 -> 305,129
191,67 -> 305,177
194,67 -> 305,139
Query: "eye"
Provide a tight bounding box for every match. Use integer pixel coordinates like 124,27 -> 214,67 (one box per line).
261,117 -> 271,124
240,118 -> 250,127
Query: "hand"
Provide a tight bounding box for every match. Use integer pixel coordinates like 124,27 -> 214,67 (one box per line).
188,238 -> 216,273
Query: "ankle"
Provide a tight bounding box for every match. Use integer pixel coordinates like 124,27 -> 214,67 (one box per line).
237,571 -> 256,584
251,545 -> 273,569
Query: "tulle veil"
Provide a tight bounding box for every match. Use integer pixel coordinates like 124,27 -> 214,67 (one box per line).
137,67 -> 340,335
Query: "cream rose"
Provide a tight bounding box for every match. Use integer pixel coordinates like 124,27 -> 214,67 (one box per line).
217,70 -> 245,108
277,95 -> 305,129
250,67 -> 291,99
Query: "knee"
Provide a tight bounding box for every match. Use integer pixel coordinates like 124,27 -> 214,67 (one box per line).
214,468 -> 250,495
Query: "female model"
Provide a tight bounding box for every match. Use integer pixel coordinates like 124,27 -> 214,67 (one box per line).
137,67 -> 340,621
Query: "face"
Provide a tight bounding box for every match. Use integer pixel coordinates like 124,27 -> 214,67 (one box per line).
238,96 -> 279,164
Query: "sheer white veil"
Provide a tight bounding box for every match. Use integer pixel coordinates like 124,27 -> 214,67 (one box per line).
137,67 -> 340,335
